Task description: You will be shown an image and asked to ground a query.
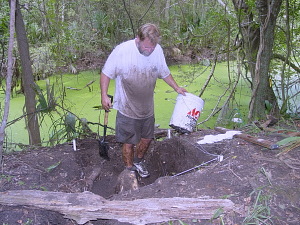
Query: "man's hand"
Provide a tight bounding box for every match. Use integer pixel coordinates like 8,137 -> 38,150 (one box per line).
101,94 -> 112,111
175,87 -> 187,95
100,73 -> 112,111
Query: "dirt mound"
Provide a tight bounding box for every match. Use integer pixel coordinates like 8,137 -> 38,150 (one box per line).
0,129 -> 299,224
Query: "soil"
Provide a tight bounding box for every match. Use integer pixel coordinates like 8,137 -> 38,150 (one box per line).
1,122 -> 300,225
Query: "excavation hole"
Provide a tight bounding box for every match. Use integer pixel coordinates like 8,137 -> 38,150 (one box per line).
75,133 -> 222,198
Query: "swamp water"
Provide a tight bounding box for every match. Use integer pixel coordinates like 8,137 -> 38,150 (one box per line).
3,63 -> 251,150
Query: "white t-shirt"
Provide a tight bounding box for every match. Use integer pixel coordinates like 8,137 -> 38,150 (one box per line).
102,39 -> 170,119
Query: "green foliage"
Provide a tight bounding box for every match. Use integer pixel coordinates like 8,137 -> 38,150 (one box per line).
30,45 -> 57,78
0,174 -> 13,182
276,136 -> 300,147
210,207 -> 224,221
2,0 -> 242,76
0,0 -> 9,67
264,100 -> 273,115
47,111 -> 94,145
48,112 -> 78,145
245,0 -> 257,10
0,14 -> 9,41
32,80 -> 94,145
64,112 -> 77,137
27,22 -> 44,44
17,180 -> 25,186
243,188 -> 273,225
34,81 -> 56,114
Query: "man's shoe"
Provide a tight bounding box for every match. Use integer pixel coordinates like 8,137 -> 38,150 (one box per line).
133,161 -> 150,178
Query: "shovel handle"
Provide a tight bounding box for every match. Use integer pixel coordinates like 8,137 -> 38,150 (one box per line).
104,110 -> 109,126
102,110 -> 109,138
104,94 -> 112,126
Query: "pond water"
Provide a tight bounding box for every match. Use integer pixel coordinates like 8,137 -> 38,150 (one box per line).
272,73 -> 300,115
3,63 -> 251,150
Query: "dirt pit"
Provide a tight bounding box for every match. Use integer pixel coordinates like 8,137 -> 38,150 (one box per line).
90,133 -> 219,198
54,131 -> 221,198
1,128 -> 300,225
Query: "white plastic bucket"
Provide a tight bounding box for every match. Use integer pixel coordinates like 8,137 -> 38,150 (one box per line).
169,93 -> 204,133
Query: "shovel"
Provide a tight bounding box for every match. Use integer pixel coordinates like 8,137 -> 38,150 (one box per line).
99,95 -> 113,160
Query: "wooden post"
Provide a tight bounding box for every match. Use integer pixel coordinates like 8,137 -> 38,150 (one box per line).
215,127 -> 279,150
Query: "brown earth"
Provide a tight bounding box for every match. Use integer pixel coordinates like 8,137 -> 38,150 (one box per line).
1,122 -> 300,225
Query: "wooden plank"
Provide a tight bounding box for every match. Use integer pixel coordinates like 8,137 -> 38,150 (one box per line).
215,127 -> 279,150
0,190 -> 234,225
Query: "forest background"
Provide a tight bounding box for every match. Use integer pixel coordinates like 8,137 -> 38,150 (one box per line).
0,0 -> 299,160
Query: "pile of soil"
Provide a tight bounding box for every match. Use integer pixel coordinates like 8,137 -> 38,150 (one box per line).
0,126 -> 300,225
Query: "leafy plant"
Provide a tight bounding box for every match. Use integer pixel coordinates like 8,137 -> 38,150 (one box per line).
210,207 -> 225,223
33,82 -> 93,146
276,136 -> 300,155
243,188 -> 273,225
34,81 -> 56,114
277,136 -> 300,147
264,100 -> 273,115
48,112 -> 79,145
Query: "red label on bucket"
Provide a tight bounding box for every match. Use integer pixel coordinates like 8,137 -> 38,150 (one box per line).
187,108 -> 200,120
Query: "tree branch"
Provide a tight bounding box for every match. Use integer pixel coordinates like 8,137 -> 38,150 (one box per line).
273,53 -> 300,73
0,0 -> 16,165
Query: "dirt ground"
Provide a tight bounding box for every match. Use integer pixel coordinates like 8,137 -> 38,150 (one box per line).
0,121 -> 300,225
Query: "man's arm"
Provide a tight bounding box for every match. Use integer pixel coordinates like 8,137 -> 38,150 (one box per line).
100,72 -> 112,111
163,74 -> 187,95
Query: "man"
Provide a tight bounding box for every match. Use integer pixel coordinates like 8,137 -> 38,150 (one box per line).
100,23 -> 186,178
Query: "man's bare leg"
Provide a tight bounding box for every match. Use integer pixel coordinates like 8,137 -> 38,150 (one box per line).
122,143 -> 134,169
117,143 -> 139,194
136,138 -> 152,160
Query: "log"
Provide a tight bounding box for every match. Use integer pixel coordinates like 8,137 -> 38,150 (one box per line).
0,190 -> 234,225
261,127 -> 300,137
215,127 -> 279,150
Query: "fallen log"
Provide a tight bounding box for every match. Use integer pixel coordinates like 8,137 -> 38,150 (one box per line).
0,190 -> 234,225
215,127 -> 279,150
261,127 -> 300,137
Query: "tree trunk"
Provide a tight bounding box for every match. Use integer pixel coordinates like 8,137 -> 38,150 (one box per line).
232,0 -> 260,84
15,0 -> 41,145
165,0 -> 170,22
0,0 -> 16,165
232,0 -> 282,121
0,190 -> 235,225
248,0 -> 283,121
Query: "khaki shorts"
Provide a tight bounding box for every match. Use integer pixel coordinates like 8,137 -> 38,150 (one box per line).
115,111 -> 155,144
